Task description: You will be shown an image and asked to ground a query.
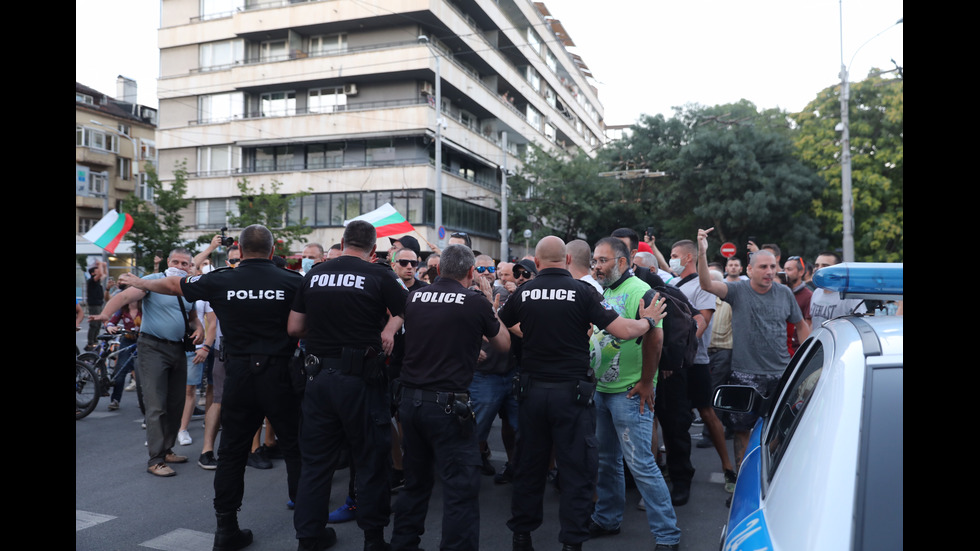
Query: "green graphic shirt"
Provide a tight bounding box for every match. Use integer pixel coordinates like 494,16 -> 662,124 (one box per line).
589,275 -> 662,393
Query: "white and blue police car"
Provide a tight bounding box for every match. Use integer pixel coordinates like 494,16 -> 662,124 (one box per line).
715,263 -> 903,551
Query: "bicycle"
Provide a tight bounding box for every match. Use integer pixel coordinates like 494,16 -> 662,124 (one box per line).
76,360 -> 99,420
80,332 -> 143,413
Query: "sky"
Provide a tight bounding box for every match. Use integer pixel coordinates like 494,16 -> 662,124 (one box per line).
76,0 -> 902,125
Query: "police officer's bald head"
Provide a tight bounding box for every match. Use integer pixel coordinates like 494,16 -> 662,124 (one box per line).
534,236 -> 567,268
239,224 -> 274,258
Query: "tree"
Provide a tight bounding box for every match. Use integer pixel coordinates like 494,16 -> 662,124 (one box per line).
226,178 -> 312,257
605,101 -> 827,261
505,144 -> 649,247
792,72 -> 903,261
122,160 -> 194,273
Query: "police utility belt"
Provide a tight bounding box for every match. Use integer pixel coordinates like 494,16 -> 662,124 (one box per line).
304,346 -> 386,384
396,383 -> 475,436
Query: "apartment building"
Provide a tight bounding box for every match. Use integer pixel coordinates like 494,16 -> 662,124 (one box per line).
157,0 -> 605,255
76,78 -> 158,239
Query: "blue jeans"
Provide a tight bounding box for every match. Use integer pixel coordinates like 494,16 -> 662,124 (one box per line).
593,390 -> 681,545
469,369 -> 518,443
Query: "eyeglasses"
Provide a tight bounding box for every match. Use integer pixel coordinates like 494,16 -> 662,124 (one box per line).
513,267 -> 531,279
227,258 -> 241,265
590,257 -> 617,268
475,266 -> 495,274
396,259 -> 419,267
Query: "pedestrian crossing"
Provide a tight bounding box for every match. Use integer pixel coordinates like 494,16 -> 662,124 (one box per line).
77,511 -> 213,551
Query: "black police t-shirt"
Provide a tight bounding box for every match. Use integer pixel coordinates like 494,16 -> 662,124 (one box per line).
400,278 -> 500,391
497,267 -> 619,381
291,255 -> 408,357
179,258 -> 302,356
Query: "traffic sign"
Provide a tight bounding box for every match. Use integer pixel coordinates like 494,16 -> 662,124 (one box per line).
720,242 -> 737,258
438,226 -> 446,239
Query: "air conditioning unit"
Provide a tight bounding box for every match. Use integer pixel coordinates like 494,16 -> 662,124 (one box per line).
421,82 -> 435,96
343,83 -> 358,95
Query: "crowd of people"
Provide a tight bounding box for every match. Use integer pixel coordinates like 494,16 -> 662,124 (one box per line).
78,223 -> 888,551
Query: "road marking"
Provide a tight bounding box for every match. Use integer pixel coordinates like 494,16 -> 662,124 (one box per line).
141,528 -> 213,551
76,510 -> 115,531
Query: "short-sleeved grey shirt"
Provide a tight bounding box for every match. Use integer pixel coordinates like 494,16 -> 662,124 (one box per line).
724,280 -> 803,375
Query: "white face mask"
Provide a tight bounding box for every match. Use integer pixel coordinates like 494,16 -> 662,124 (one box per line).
200,264 -> 213,274
669,257 -> 685,275
165,267 -> 188,278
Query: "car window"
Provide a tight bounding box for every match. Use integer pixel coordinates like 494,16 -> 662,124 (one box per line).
764,340 -> 825,480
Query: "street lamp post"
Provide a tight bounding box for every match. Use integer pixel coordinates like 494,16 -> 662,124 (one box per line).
838,5 -> 902,262
418,35 -> 445,249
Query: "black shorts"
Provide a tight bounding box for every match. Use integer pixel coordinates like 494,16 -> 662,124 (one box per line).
686,363 -> 712,409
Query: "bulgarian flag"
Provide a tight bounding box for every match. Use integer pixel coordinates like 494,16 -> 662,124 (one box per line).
344,202 -> 415,238
82,209 -> 134,254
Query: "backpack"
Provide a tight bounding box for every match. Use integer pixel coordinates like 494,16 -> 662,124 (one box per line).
634,267 -> 698,371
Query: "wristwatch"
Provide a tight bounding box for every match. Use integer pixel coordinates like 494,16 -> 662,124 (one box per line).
643,316 -> 658,331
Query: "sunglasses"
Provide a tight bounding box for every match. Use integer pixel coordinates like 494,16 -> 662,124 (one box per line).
787,256 -> 805,270
396,259 -> 419,267
451,232 -> 468,238
227,258 -> 241,265
513,267 -> 532,279
475,266 -> 495,274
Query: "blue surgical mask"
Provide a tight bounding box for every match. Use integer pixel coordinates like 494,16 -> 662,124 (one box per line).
302,258 -> 315,273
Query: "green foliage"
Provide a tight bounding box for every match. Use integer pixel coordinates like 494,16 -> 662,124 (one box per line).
604,101 -> 827,261
792,72 -> 903,261
226,178 -> 313,257
121,161 -> 194,273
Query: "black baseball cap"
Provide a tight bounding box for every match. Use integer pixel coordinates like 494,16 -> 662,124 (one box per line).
515,259 -> 538,277
389,235 -> 421,256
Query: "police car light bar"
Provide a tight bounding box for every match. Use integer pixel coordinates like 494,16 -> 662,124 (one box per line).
812,262 -> 903,300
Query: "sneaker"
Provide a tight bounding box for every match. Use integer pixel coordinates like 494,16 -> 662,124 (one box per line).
147,463 -> 176,477
587,519 -> 621,538
327,496 -> 357,523
286,499 -> 295,510
125,379 -> 137,392
141,418 -> 146,429
480,449 -> 495,476
178,430 -> 193,446
494,462 -> 514,485
390,469 -> 405,494
724,469 -> 737,493
247,448 -> 273,469
165,452 -> 188,464
198,451 -> 218,470
261,443 -> 283,460
636,497 -> 646,511
107,400 -> 120,411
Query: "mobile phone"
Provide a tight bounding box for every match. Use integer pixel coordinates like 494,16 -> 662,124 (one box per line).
777,271 -> 787,285
646,226 -> 655,237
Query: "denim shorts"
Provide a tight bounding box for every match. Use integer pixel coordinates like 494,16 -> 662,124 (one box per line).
186,351 -> 204,386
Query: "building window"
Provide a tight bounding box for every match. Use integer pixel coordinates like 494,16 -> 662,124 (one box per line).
117,157 -> 131,180
199,92 -> 244,123
200,39 -> 243,71
117,123 -> 131,136
310,33 -> 347,56
200,0 -> 243,20
546,49 -> 558,73
260,91 -> 296,117
308,87 -> 347,113
525,66 -> 541,93
306,143 -> 344,169
76,92 -> 95,105
79,217 -> 100,234
526,27 -> 542,56
88,171 -> 108,195
526,105 -> 543,131
196,198 -> 239,228
76,125 -> 118,153
136,173 -> 154,201
197,145 -> 238,175
140,139 -> 156,161
260,39 -> 287,62
366,140 -> 396,163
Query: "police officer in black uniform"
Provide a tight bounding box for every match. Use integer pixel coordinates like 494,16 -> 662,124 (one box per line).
288,220 -> 408,551
496,236 -> 666,551
390,245 -> 510,551
120,224 -> 304,551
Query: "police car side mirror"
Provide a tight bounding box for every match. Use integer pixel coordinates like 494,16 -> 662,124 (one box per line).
713,385 -> 764,415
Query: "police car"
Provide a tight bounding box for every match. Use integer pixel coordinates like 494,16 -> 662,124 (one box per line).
715,263 -> 903,551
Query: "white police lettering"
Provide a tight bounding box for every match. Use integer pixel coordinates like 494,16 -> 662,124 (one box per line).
309,273 -> 366,289
412,291 -> 466,304
521,288 -> 576,302
226,289 -> 287,300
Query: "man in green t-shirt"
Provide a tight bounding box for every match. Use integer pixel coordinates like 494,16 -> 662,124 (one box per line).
587,237 -> 681,549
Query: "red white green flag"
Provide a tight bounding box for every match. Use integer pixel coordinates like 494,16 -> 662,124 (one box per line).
344,202 -> 415,238
82,209 -> 134,254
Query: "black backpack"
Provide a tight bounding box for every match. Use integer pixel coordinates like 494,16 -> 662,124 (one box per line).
634,268 -> 699,371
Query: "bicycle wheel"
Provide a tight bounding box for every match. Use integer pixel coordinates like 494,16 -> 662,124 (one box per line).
76,360 -> 99,420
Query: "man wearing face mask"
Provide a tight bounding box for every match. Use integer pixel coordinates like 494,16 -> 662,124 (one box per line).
93,248 -> 203,478
301,243 -> 326,275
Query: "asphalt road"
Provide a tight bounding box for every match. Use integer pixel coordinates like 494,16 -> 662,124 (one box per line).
76,332 -> 732,551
